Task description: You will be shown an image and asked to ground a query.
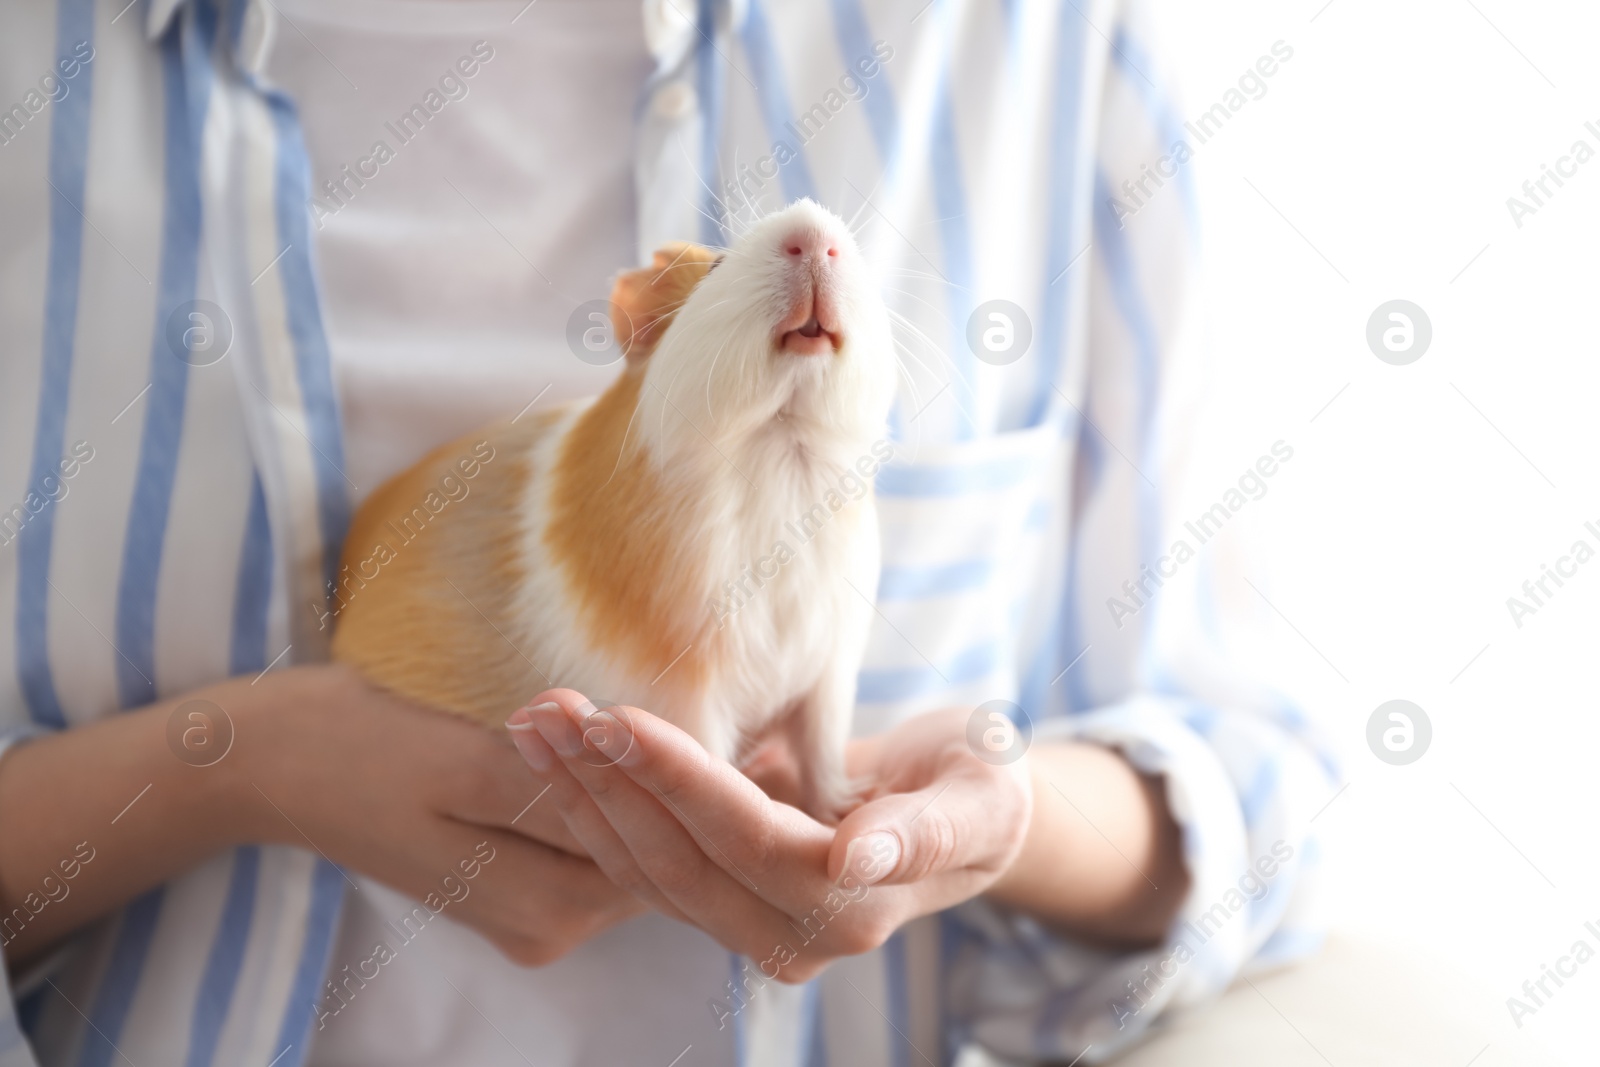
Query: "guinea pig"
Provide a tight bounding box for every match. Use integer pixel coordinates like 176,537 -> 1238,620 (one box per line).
329,199 -> 898,819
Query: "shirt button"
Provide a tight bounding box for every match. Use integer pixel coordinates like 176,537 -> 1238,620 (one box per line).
654,81 -> 698,120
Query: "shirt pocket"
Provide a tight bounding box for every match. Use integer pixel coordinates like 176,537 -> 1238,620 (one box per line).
856,419 -> 1072,733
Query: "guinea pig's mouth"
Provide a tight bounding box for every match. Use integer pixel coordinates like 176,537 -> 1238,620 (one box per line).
779,316 -> 841,356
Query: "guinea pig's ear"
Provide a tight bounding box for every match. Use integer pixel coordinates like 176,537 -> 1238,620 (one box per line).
611,242 -> 721,362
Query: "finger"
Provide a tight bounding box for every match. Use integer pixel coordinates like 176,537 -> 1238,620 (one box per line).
579,696 -> 834,890
469,726 -> 587,855
507,702 -> 691,923
380,693 -> 587,857
828,766 -> 1028,888
526,694 -> 800,954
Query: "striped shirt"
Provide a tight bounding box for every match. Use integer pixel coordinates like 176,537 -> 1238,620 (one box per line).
0,1 -> 1340,1065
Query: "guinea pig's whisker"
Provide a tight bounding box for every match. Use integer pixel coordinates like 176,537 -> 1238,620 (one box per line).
646,293 -> 697,317
882,266 -> 958,289
891,335 -> 941,385
879,284 -> 956,327
690,202 -> 734,242
891,355 -> 924,418
675,136 -> 742,241
599,385 -> 647,491
704,335 -> 730,421
884,308 -> 955,375
891,338 -> 969,430
845,174 -> 888,237
883,305 -> 950,357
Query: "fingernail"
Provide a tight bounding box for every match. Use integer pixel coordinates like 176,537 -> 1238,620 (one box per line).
508,701 -> 560,731
840,831 -> 901,886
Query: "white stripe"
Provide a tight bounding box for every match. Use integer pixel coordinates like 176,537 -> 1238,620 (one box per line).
116,853 -> 235,1063
229,81 -> 333,663
226,847 -> 318,1065
47,3 -> 167,726
153,242 -> 257,695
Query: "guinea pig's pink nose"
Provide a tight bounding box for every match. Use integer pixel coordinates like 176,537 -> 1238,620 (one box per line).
781,227 -> 841,262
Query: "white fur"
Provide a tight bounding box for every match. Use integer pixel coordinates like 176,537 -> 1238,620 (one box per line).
511,201 -> 897,815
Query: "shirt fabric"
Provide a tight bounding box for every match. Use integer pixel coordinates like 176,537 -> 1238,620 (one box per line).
261,0 -> 653,494
0,1 -> 1340,1066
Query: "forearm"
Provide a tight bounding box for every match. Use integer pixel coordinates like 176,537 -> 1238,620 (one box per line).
0,672 -> 305,968
986,741 -> 1188,948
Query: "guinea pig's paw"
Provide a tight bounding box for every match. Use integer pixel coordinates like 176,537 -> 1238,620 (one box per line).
801,766 -> 868,826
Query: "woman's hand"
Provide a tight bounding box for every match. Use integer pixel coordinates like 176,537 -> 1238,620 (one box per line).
233,666 -> 644,964
0,665 -> 642,969
505,690 -> 1033,982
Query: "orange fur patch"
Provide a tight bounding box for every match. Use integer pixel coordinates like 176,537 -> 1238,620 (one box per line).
541,245 -> 722,689
333,243 -> 722,723
542,367 -> 714,695
330,416 -> 555,724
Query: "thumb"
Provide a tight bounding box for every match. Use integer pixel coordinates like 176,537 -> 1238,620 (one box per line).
827,788 -> 966,887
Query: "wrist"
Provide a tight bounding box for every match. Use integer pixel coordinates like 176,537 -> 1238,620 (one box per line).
984,741 -> 1189,947
220,663 -> 353,845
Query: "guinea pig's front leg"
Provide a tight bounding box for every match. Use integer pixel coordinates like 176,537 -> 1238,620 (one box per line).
793,654 -> 861,824
794,590 -> 875,822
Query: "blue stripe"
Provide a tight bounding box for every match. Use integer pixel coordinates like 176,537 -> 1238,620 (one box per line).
0,1008 -> 25,1056
926,0 -> 977,440
856,641 -> 997,704
1091,172 -> 1160,450
226,0 -> 250,59
696,0 -> 728,245
876,557 -> 991,601
184,469 -> 274,1066
228,474 -> 273,675
727,953 -> 747,1067
739,0 -> 817,204
1109,26 -> 1198,231
1239,755 -> 1279,827
1059,434 -> 1103,713
114,3 -> 216,710
16,0 -> 98,731
1092,167 -> 1162,577
1255,926 -> 1324,966
12,984 -> 44,1049
184,847 -> 261,1067
874,453 -> 1042,497
77,888 -> 166,1067
1181,703 -> 1218,738
933,914 -> 958,1065
1028,2 -> 1090,426
883,932 -> 910,1067
800,978 -> 823,1067
827,0 -> 897,167
270,859 -> 346,1067
260,91 -> 350,592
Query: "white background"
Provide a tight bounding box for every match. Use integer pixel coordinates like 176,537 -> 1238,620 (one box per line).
1145,1 -> 1599,1062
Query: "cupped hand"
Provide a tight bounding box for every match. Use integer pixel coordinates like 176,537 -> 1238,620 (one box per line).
235,666 -> 645,965
504,689 -> 1032,982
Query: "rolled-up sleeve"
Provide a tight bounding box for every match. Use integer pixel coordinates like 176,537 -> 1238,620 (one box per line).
942,4 -> 1341,1061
